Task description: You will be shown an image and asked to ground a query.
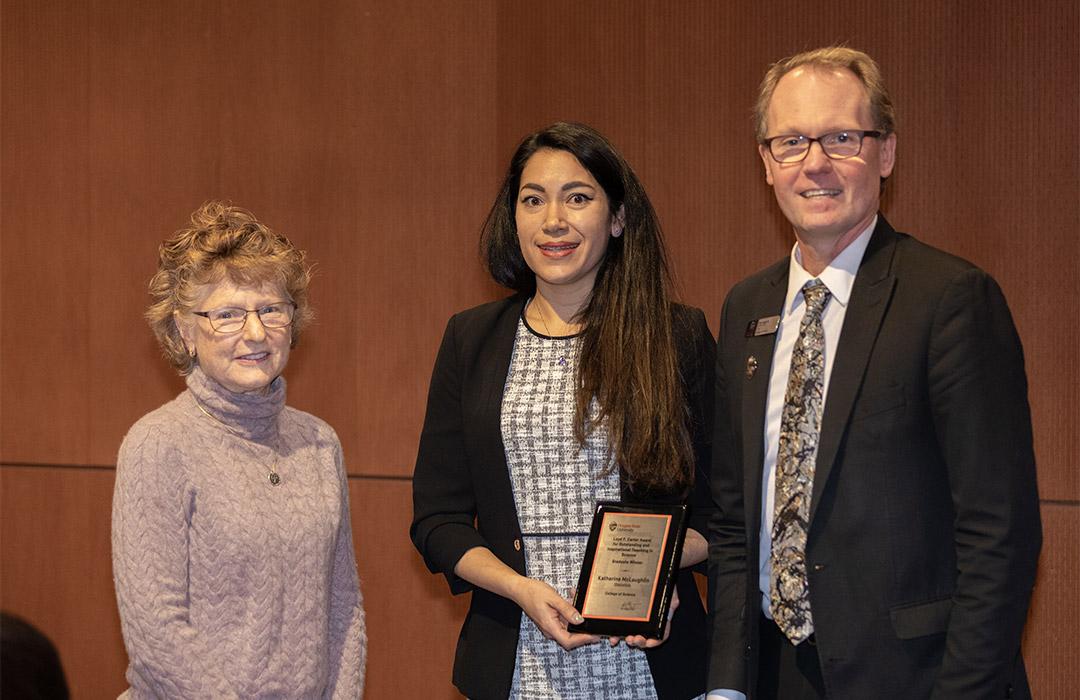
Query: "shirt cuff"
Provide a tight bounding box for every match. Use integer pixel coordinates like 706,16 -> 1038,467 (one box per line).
708,690 -> 747,700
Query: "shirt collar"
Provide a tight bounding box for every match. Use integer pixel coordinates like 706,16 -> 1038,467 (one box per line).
783,215 -> 876,315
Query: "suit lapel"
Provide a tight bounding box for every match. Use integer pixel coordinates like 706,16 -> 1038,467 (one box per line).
741,263 -> 789,530
809,219 -> 899,524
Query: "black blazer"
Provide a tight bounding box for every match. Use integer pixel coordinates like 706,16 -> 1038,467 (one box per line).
707,217 -> 1041,699
412,294 -> 715,700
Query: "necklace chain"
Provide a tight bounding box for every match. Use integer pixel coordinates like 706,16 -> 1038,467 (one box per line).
192,397 -> 282,486
530,298 -> 572,368
533,298 -> 554,337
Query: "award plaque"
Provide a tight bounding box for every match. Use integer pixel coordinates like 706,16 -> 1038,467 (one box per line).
568,502 -> 687,639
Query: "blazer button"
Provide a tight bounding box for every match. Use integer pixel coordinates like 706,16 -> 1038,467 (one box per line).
513,539 -> 521,551
812,563 -> 826,571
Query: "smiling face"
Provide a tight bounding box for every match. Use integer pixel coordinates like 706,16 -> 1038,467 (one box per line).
760,66 -> 896,255
176,279 -> 292,394
514,148 -> 623,303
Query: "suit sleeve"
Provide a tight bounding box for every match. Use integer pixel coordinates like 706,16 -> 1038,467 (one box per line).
927,268 -> 1041,698
707,294 -> 750,693
683,307 -> 717,560
410,314 -> 490,594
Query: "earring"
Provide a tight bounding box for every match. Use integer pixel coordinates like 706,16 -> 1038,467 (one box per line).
188,346 -> 197,359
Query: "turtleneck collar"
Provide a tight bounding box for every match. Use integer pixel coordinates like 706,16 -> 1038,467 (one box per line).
185,365 -> 286,442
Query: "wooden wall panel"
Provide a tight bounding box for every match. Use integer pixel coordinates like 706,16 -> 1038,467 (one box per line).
0,467 -> 472,698
1,1 -> 102,465
1024,503 -> 1079,698
0,466 -> 128,699
350,478 -> 467,698
494,0 -> 1079,500
2,1 -> 1076,698
1,0 -> 501,477
275,0 -> 503,479
493,0 -> 1079,693
900,0 -> 1079,503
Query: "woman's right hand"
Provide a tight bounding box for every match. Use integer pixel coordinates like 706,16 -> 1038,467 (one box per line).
454,547 -> 600,651
509,577 -> 601,651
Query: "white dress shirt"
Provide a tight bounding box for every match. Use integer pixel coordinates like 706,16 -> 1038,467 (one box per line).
708,218 -> 875,700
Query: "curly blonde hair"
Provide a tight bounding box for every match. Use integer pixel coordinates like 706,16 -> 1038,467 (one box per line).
146,201 -> 313,374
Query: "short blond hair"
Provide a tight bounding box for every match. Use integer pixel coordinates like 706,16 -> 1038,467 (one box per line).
754,46 -> 896,142
146,201 -> 313,374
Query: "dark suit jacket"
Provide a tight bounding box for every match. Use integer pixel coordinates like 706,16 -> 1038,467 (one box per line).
707,218 -> 1041,699
412,294 -> 715,700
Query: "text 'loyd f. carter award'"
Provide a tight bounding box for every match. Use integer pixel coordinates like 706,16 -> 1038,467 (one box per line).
569,503 -> 687,638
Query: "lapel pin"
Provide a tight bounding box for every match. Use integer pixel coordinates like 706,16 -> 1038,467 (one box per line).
746,355 -> 759,379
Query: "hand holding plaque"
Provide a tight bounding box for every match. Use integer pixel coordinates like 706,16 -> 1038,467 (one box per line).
568,502 -> 687,639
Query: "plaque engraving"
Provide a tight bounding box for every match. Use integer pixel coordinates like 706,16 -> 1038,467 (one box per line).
569,502 -> 687,638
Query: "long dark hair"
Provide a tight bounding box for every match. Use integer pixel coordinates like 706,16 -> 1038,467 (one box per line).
481,122 -> 692,494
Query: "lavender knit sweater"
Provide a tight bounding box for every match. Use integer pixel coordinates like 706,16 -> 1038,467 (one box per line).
112,367 -> 365,698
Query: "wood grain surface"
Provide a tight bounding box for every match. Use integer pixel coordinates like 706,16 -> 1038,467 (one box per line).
2,1 -> 1075,697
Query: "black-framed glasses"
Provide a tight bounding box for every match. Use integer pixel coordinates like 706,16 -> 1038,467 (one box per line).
193,301 -> 296,334
762,130 -> 883,163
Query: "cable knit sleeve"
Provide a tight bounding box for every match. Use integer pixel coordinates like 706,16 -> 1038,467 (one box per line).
324,438 -> 367,698
111,418 -> 230,698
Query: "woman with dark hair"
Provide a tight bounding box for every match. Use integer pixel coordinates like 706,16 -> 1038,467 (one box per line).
412,122 -> 713,699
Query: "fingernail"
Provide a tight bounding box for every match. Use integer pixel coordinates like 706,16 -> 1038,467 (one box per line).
573,613 -> 584,623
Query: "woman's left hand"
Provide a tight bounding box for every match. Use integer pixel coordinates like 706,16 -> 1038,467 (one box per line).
679,527 -> 707,568
609,526 -> 700,649
609,585 -> 680,649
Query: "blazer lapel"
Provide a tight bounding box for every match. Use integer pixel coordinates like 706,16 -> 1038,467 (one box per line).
472,297 -> 526,480
741,264 -> 789,529
809,219 -> 899,524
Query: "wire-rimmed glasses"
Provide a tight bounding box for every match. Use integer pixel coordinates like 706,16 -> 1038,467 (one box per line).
193,301 -> 296,334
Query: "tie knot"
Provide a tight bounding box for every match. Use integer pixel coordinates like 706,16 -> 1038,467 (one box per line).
802,280 -> 831,315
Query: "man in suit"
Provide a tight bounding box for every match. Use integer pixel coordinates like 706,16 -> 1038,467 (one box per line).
706,47 -> 1041,700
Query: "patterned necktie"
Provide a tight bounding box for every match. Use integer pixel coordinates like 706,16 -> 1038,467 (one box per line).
771,279 -> 831,644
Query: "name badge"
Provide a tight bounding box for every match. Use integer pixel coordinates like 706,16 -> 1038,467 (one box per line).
745,315 -> 780,338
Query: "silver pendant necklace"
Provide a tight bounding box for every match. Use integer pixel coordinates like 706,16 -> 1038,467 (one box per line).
193,397 -> 282,486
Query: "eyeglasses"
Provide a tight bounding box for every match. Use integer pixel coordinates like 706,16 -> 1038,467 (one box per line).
762,130 -> 883,163
193,301 -> 296,334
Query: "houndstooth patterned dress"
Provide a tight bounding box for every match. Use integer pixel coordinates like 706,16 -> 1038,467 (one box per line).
501,317 -> 658,700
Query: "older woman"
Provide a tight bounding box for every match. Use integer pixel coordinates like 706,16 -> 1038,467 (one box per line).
411,122 -> 714,699
112,202 -> 365,698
